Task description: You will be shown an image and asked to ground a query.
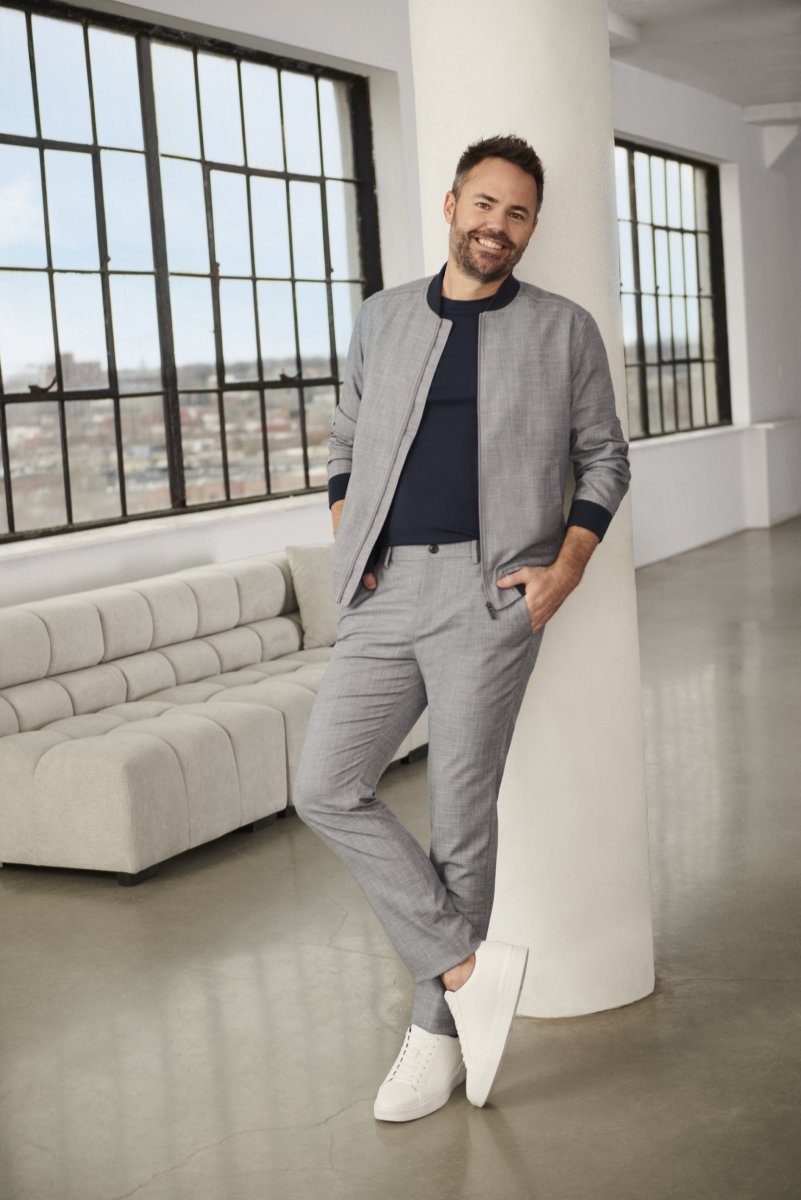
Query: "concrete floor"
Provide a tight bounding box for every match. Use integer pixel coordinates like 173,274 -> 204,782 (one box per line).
1,519 -> 800,1200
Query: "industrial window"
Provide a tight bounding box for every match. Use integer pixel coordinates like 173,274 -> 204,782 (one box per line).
0,0 -> 381,541
614,140 -> 731,440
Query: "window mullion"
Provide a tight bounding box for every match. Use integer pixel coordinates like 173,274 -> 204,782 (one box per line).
136,32 -> 185,509
0,402 -> 14,534
276,71 -> 305,497
195,52 -> 231,503
83,19 -> 127,516
662,157 -> 679,432
349,74 -> 382,299
237,59 -> 270,496
91,147 -> 127,516
625,147 -> 648,438
27,8 -> 72,523
692,168 -> 710,427
201,160 -> 231,502
706,167 -> 732,425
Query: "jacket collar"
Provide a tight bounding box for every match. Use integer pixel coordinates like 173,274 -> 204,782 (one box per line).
426,262 -> 520,316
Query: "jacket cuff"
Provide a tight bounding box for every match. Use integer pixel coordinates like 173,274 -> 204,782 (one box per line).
328,472 -> 351,508
566,498 -> 613,541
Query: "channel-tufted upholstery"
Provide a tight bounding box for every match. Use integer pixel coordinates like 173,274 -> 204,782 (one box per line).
0,550 -> 428,882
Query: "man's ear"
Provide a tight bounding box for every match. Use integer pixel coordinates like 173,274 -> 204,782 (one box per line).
444,190 -> 456,224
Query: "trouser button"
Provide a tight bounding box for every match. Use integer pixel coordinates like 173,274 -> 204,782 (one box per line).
428,543 -> 439,553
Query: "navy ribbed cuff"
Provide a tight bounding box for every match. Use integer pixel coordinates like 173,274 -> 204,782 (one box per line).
566,498 -> 613,541
328,472 -> 351,508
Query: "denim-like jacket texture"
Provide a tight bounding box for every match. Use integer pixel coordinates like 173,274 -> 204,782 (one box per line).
327,273 -> 631,611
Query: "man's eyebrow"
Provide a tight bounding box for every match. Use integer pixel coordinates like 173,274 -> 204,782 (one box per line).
473,191 -> 531,216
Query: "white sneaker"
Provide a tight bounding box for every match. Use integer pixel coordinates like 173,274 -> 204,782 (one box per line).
373,1023 -> 466,1122
443,939 -> 529,1107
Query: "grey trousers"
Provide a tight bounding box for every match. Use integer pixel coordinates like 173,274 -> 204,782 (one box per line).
293,539 -> 544,1036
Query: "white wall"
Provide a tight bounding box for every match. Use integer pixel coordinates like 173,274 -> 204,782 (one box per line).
0,0 -> 422,607
612,61 -> 801,566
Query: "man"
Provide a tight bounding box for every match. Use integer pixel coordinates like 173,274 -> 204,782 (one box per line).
294,134 -> 630,1122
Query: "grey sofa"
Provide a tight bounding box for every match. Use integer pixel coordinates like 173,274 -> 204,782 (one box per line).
0,548 -> 428,885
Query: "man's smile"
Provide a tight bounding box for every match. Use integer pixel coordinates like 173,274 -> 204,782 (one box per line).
472,234 -> 510,253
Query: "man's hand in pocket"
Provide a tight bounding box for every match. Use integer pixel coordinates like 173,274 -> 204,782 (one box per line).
362,572 -> 378,590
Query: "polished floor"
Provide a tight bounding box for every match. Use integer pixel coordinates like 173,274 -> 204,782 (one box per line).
1,519 -> 800,1200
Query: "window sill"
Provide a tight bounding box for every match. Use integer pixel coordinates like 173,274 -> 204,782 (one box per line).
629,418 -> 801,451
0,491 -> 326,564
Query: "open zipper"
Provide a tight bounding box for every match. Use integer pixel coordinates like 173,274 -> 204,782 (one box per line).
337,320 -> 442,604
477,311 -> 497,621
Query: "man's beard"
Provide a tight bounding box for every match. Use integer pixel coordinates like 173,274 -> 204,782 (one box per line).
450,222 -> 527,283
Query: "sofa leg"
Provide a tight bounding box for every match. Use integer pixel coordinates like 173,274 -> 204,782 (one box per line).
276,806 -> 296,819
117,864 -> 160,886
238,814 -> 278,833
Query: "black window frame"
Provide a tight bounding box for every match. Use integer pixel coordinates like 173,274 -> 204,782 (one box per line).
0,0 -> 382,543
615,137 -> 731,440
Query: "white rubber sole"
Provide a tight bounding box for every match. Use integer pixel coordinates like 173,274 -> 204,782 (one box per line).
447,943 -> 529,1108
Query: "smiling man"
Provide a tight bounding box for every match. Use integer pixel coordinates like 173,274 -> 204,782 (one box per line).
294,134 -> 630,1121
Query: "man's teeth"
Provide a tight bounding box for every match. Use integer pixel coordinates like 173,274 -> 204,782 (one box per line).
476,237 -> 505,250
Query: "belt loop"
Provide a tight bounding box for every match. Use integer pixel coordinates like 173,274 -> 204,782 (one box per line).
383,544 -> 393,566
471,540 -> 480,563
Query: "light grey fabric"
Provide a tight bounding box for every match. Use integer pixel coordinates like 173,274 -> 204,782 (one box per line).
1,679 -> 74,732
0,731 -> 69,862
175,568 -> 241,635
134,577 -> 201,648
32,727 -> 192,872
0,609 -> 51,688
89,588 -> 155,662
205,668 -> 267,687
207,678 -> 319,794
46,713 -> 133,737
294,539 -> 543,1036
49,664 -> 127,715
327,274 -> 630,608
146,681 -> 226,704
211,558 -> 292,624
27,597 -> 105,675
248,615 -> 305,660
103,701 -> 175,721
285,543 -> 338,649
203,626 -> 264,672
281,663 -> 327,691
158,640 -> 222,685
0,700 -> 288,873
0,697 -> 20,737
113,650 -> 177,702
273,647 -> 332,665
177,701 -> 286,827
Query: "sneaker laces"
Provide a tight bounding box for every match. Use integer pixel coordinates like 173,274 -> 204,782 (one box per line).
390,1027 -> 436,1088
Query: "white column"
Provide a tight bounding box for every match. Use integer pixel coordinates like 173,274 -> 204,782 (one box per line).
407,0 -> 655,1015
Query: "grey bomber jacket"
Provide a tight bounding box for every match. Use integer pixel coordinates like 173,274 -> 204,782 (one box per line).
327,272 -> 630,615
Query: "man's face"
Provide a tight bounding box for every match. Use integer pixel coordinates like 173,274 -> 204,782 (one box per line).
444,157 -> 539,284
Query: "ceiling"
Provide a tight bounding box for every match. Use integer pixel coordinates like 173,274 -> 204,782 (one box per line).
607,0 -> 801,110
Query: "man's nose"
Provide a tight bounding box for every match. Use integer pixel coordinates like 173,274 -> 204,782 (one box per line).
492,215 -> 513,240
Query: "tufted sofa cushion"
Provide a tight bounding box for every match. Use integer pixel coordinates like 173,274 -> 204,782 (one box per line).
0,547 -> 429,880
0,555 -> 302,733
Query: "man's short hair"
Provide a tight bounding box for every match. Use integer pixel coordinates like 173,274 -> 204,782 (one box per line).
452,134 -> 545,216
